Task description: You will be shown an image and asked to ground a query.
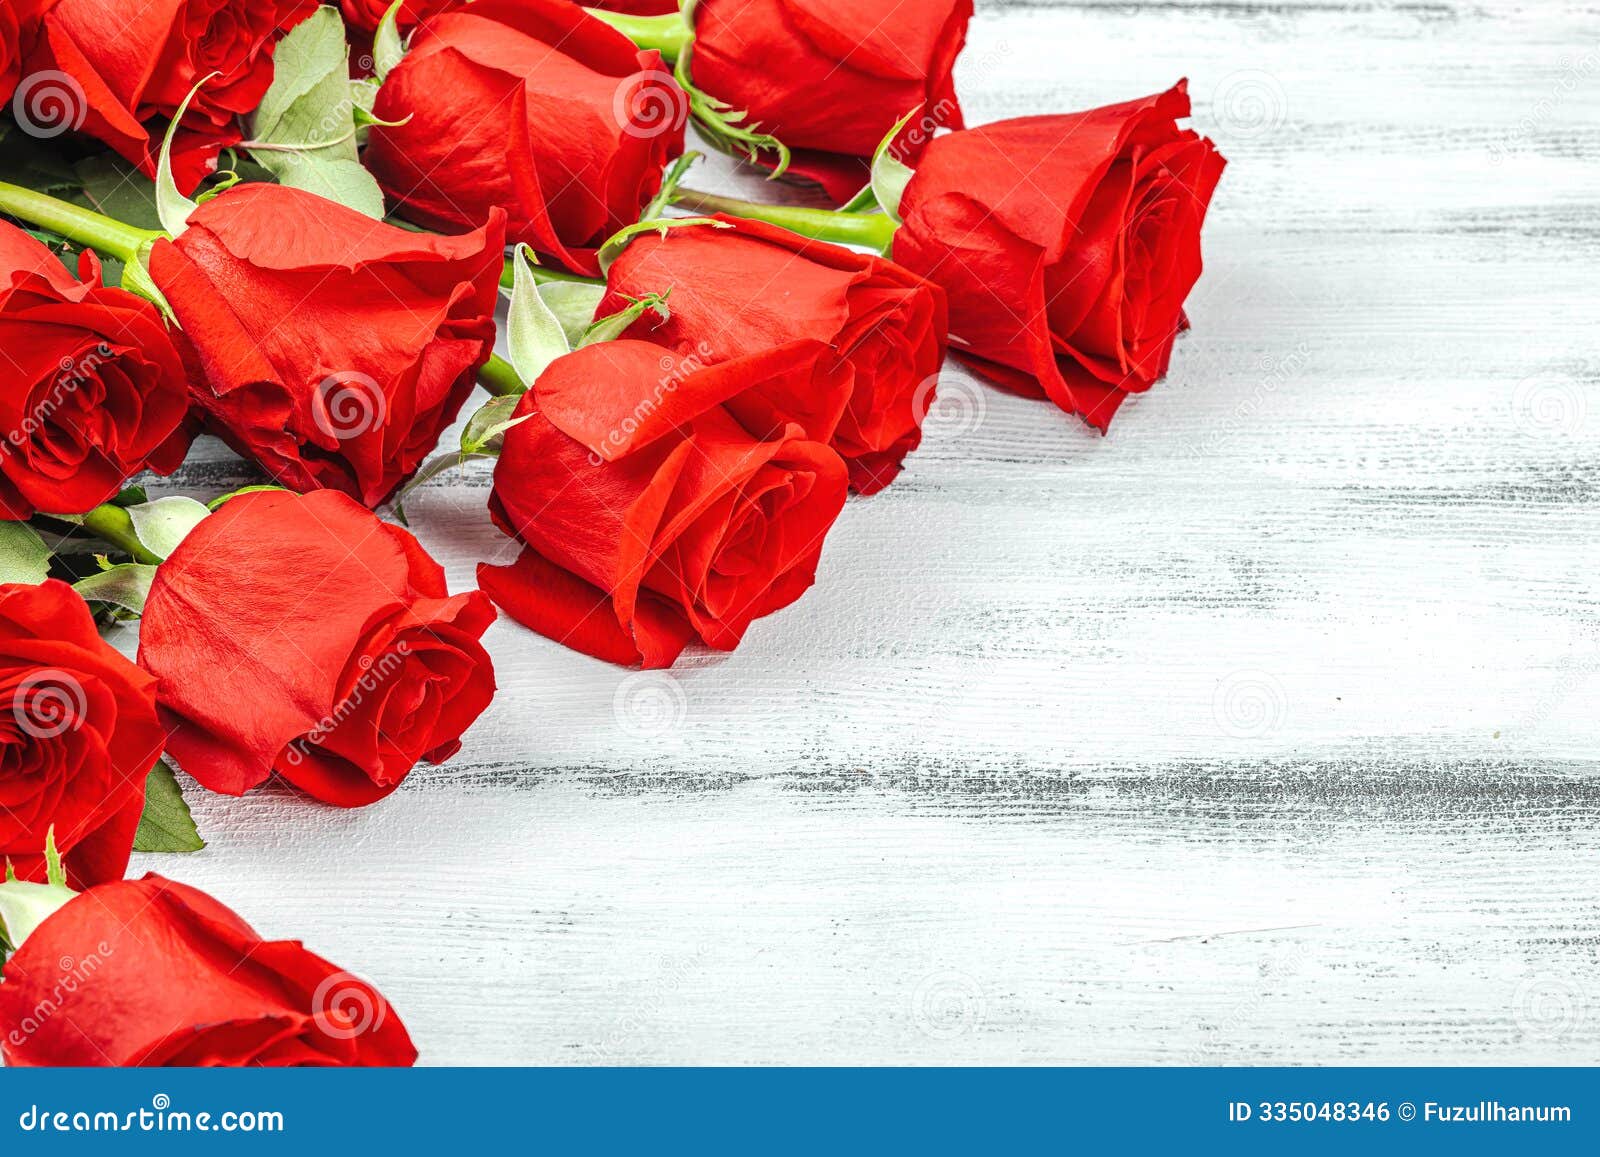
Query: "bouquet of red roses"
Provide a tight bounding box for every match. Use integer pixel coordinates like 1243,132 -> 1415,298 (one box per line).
0,0 -> 1223,1065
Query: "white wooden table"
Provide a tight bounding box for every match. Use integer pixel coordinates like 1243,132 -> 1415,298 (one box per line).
131,0 -> 1600,1064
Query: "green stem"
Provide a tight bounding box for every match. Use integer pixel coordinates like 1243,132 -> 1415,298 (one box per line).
584,9 -> 691,65
670,187 -> 898,252
478,353 -> 527,399
80,505 -> 161,565
498,261 -> 605,293
0,181 -> 164,264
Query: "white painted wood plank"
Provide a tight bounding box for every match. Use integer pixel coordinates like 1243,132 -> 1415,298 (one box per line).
123,0 -> 1600,1064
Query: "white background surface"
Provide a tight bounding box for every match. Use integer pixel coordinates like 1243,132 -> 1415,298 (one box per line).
134,0 -> 1600,1063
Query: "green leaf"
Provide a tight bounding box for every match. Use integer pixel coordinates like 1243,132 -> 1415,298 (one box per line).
246,7 -> 386,220
372,0 -> 408,83
72,155 -> 162,230
124,496 -> 209,560
133,760 -> 205,853
506,244 -> 570,387
72,563 -> 157,615
0,522 -> 52,585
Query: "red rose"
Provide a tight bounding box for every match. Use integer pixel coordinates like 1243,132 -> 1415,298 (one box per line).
690,0 -> 971,203
587,0 -> 679,13
19,0 -> 314,191
339,0 -> 459,34
0,223 -> 192,518
601,216 -> 948,494
0,0 -> 21,109
893,82 -> 1226,430
479,340 -> 849,668
148,183 -> 505,507
0,580 -> 163,889
367,0 -> 686,276
0,874 -> 417,1066
138,489 -> 497,807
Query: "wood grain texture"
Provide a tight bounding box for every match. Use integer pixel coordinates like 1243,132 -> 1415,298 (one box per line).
129,0 -> 1600,1063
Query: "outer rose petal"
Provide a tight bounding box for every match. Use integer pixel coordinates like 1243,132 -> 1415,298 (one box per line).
137,490 -> 496,805
0,876 -> 417,1067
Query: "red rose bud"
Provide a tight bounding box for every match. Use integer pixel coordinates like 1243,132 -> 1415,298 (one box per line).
366,0 -> 686,276
0,874 -> 417,1066
18,0 -> 314,191
601,217 -> 948,494
0,580 -> 163,889
690,0 -> 971,203
138,489 -> 497,807
148,183 -> 505,507
0,223 -> 192,518
894,82 -> 1226,431
479,341 -> 849,668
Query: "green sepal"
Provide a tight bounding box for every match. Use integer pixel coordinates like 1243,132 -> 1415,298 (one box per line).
133,760 -> 205,854
156,76 -> 216,236
0,830 -> 76,965
206,485 -> 289,512
672,4 -> 790,178
124,496 -> 209,560
505,244 -> 570,388
461,393 -> 529,456
372,0 -> 408,83
596,216 -> 729,274
641,151 -> 703,222
580,291 -> 670,348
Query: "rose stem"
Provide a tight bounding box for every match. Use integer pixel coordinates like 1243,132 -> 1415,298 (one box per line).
79,505 -> 162,565
478,353 -> 528,399
584,9 -> 691,65
497,261 -> 603,293
669,188 -> 898,252
0,181 -> 163,265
